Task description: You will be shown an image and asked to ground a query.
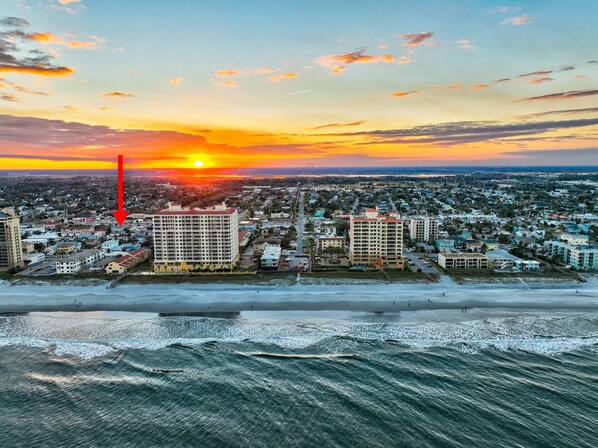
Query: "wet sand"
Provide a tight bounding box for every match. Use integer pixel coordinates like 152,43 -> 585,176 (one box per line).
1,278 -> 597,313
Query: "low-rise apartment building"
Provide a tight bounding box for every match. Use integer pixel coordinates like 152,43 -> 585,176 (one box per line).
435,239 -> 455,253
55,249 -> 104,274
23,252 -> 45,265
438,252 -> 489,269
559,233 -> 590,246
105,248 -> 149,274
61,225 -> 95,237
486,249 -> 541,271
316,236 -> 345,253
260,245 -> 281,269
544,240 -> 598,271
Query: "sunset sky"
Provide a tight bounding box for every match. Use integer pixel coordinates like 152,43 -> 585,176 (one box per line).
0,0 -> 596,170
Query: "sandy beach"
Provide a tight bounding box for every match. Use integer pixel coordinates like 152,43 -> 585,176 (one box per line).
1,277 -> 597,314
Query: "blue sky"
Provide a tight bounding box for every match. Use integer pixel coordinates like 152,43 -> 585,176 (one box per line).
0,0 -> 596,168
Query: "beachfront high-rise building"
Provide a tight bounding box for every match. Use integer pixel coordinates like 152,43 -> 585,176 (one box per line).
409,217 -> 439,243
349,209 -> 404,269
0,207 -> 24,271
152,202 -> 239,272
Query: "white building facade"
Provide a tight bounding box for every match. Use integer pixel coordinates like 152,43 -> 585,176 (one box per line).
153,202 -> 239,272
438,253 -> 489,269
544,240 -> 598,271
55,249 -> 104,274
409,217 -> 439,243
260,245 -> 281,269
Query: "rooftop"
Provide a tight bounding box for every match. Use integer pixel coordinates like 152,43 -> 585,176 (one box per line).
440,252 -> 488,259
154,201 -> 236,216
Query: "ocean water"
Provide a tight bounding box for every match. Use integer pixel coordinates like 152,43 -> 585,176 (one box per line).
1,310 -> 597,448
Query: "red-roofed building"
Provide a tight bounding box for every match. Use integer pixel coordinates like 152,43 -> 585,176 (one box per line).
238,230 -> 250,248
105,248 -> 150,274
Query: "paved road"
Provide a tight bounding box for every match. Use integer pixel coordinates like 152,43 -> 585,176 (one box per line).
350,197 -> 359,214
296,191 -> 305,255
387,193 -> 398,213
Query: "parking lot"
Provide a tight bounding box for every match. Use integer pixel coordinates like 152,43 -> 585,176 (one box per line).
403,250 -> 439,274
280,250 -> 310,272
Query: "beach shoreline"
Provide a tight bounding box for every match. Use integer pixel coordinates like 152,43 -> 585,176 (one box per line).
1,277 -> 597,314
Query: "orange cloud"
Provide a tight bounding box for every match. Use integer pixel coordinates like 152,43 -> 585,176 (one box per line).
213,80 -> 238,89
27,32 -> 103,50
170,77 -> 182,85
103,92 -> 135,97
268,73 -> 298,82
471,83 -> 489,89
216,69 -> 241,76
310,120 -> 366,130
315,50 -> 395,74
529,77 -> 554,84
0,65 -> 74,76
392,90 -> 419,97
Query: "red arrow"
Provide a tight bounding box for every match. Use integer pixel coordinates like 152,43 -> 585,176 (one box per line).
112,155 -> 128,225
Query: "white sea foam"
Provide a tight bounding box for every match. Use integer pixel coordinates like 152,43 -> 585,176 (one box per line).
1,313 -> 597,359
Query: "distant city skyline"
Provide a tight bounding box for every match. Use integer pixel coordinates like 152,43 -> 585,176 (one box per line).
0,0 -> 597,169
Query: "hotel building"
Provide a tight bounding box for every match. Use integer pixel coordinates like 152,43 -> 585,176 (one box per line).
153,202 -> 239,272
0,208 -> 24,271
349,209 -> 404,268
409,217 -> 439,243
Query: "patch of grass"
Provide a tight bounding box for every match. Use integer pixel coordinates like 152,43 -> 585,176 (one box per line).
306,269 -> 434,282
122,272 -> 292,285
447,268 -> 581,282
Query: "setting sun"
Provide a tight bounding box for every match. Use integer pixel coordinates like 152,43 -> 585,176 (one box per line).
193,160 -> 204,168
